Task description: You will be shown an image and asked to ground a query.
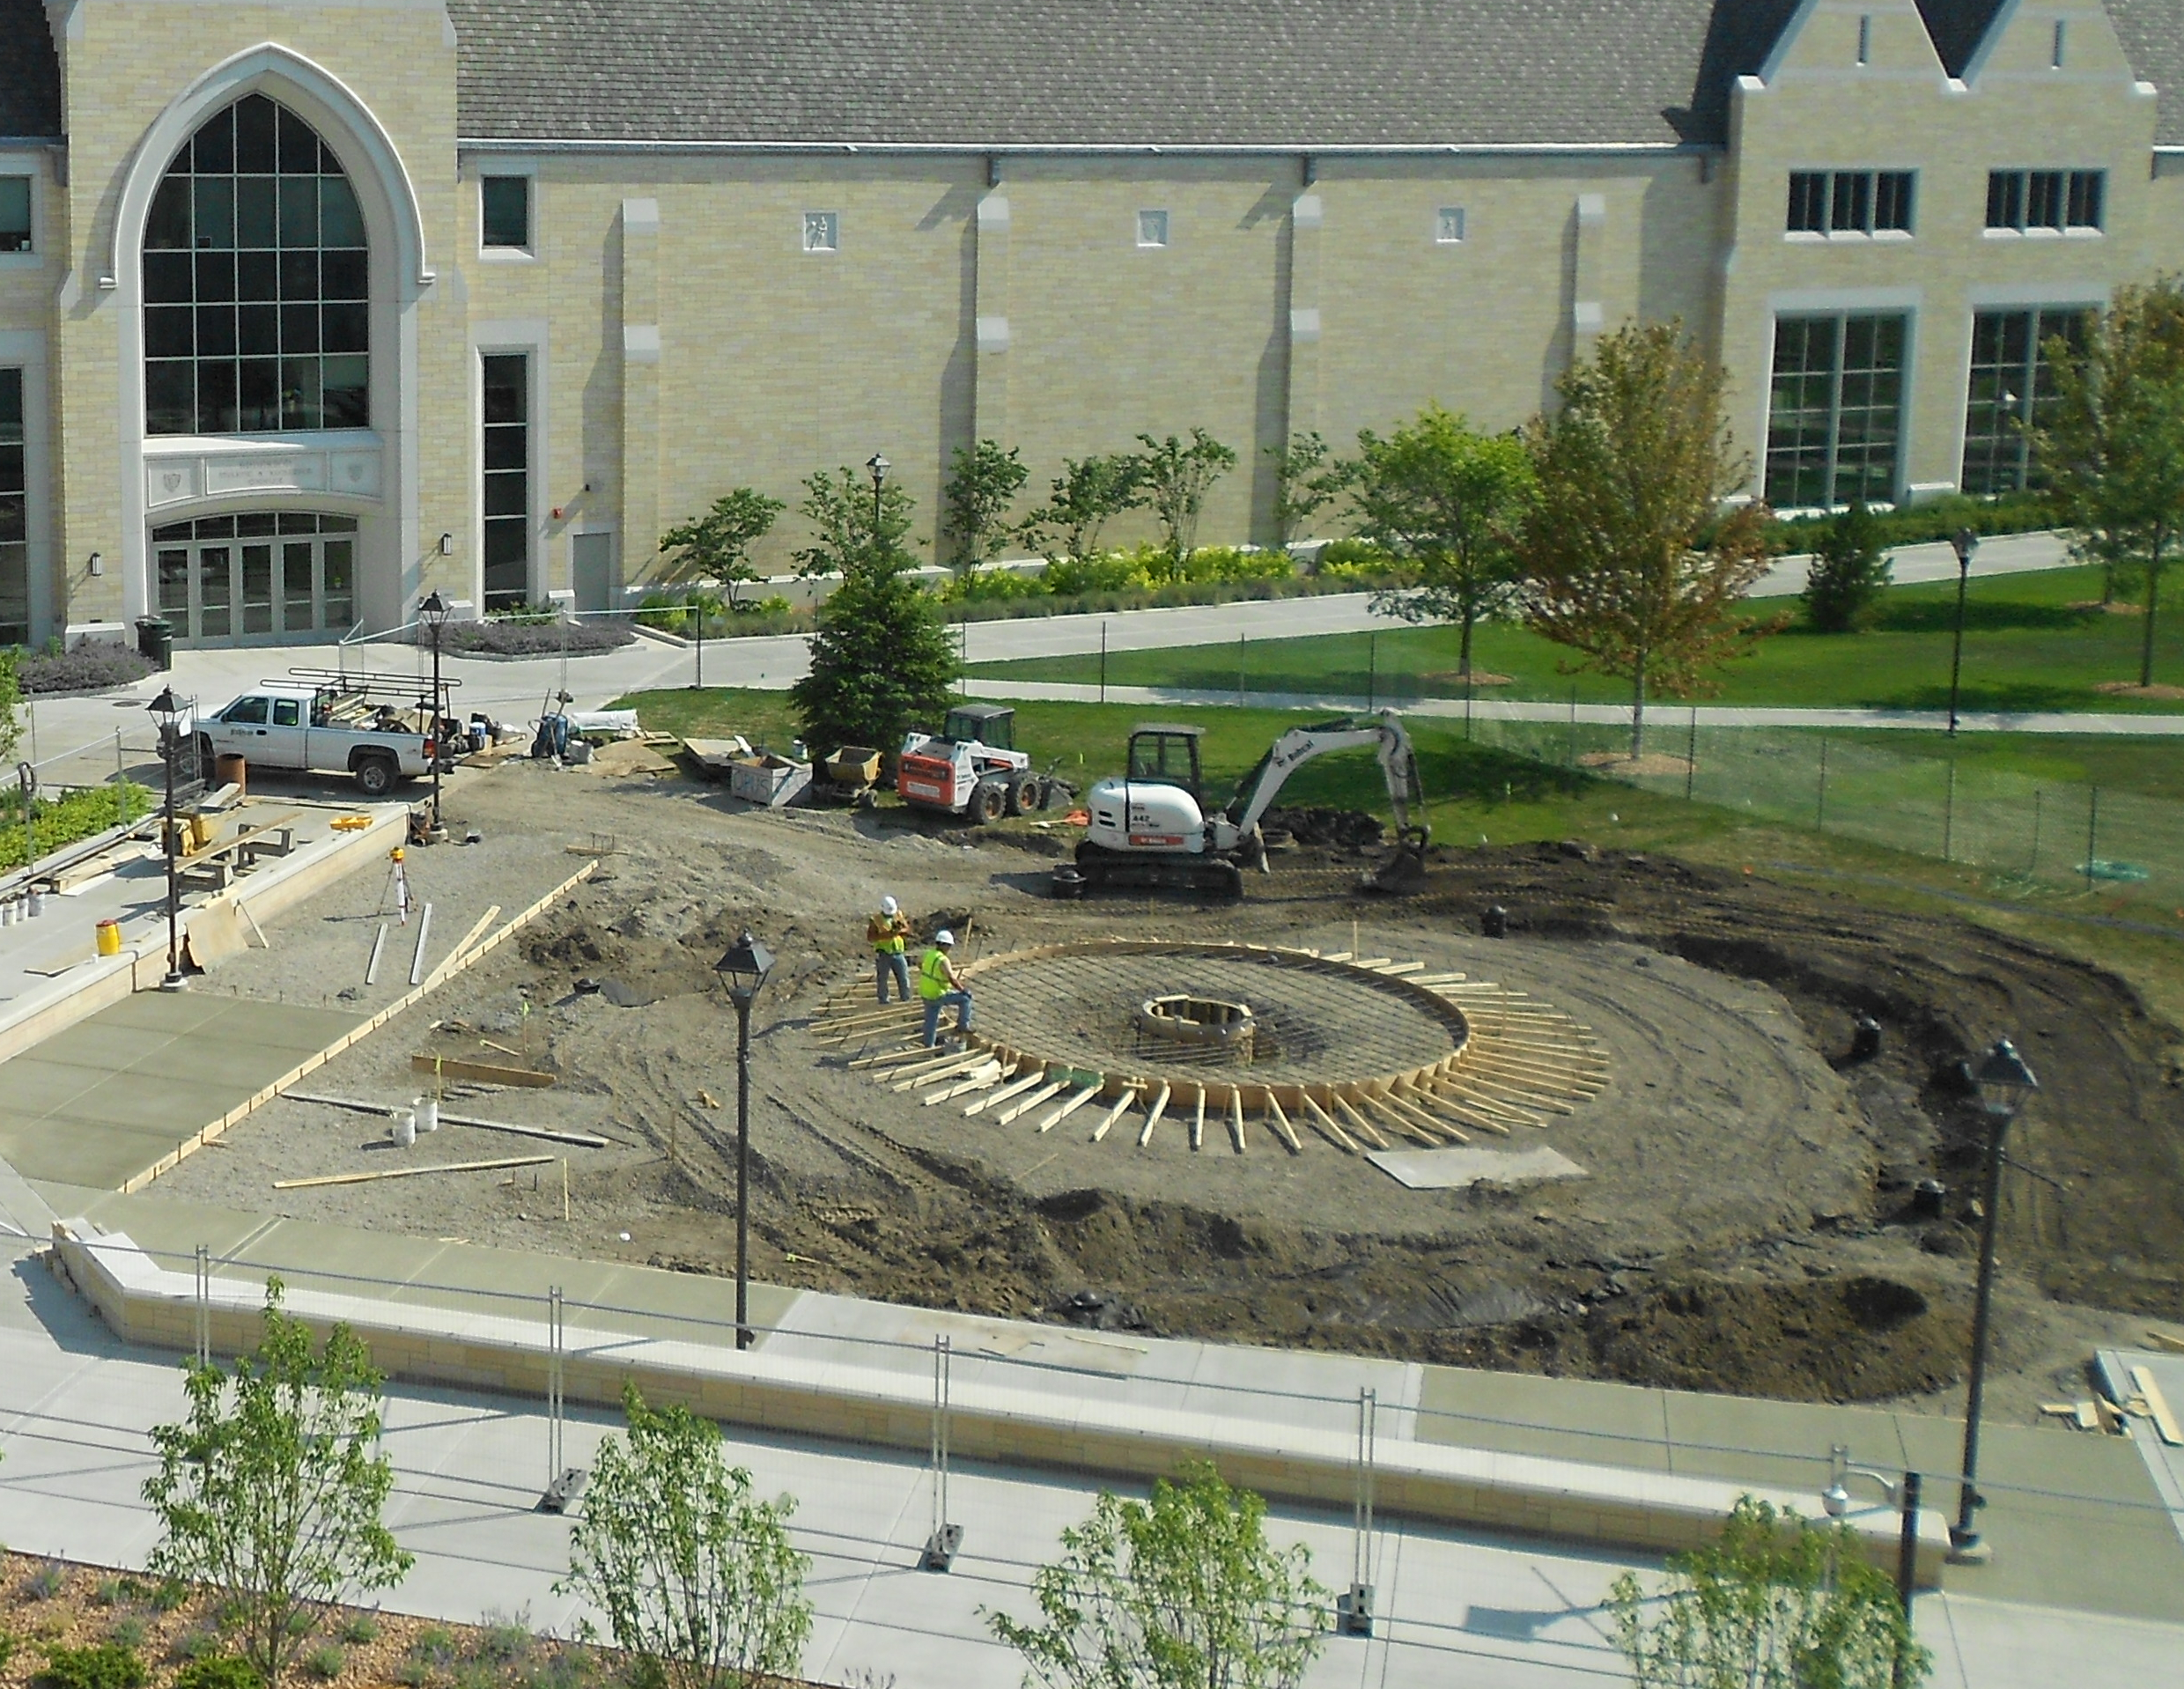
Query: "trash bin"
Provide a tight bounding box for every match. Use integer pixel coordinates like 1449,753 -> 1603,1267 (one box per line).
136,616 -> 174,671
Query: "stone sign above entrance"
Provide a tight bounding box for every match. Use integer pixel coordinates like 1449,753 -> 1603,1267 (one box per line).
145,446 -> 381,509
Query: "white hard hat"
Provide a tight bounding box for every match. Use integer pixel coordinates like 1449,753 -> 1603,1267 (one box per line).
935,929 -> 956,947
881,896 -> 898,916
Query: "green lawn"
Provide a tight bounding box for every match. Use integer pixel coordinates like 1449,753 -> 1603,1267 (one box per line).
968,564 -> 2184,714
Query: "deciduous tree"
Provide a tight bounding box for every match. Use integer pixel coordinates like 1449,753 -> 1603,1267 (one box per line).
1609,1495 -> 1929,1689
1348,405 -> 1536,679
791,468 -> 956,756
656,489 -> 786,607
143,1281 -> 412,1689
942,439 -> 1030,574
559,1385 -> 812,1689
1802,500 -> 1892,633
0,650 -> 19,768
1134,431 -> 1237,578
1020,454 -> 1145,565
1519,322 -> 1777,756
2031,279 -> 2184,688
986,1462 -> 1329,1689
1264,431 -> 1339,549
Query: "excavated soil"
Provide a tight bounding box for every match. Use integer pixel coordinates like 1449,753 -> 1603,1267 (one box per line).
154,760 -> 2184,1420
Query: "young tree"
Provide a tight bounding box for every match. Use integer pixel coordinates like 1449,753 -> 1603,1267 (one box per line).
1802,500 -> 1893,633
791,468 -> 956,755
2031,280 -> 2184,688
143,1282 -> 412,1689
1020,454 -> 1145,564
1609,1495 -> 1929,1689
0,649 -> 20,769
942,439 -> 1030,575
1519,321 -> 1777,756
986,1462 -> 1329,1689
1133,431 -> 1238,577
1347,405 -> 1536,679
656,488 -> 786,608
1264,431 -> 1338,549
558,1385 -> 812,1689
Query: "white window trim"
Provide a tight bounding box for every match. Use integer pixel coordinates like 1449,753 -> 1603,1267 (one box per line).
471,320 -> 549,609
0,153 -> 44,270
0,331 -> 53,641
476,158 -> 539,263
1136,209 -> 1169,248
802,210 -> 839,254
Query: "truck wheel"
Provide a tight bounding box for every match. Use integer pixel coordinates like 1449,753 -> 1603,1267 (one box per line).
1003,773 -> 1030,817
971,779 -> 1007,824
353,755 -> 397,799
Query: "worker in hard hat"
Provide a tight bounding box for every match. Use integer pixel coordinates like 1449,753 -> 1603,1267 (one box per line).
867,894 -> 913,1004
917,929 -> 973,1047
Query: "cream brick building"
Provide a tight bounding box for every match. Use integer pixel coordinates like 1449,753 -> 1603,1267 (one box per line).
1,0 -> 2180,648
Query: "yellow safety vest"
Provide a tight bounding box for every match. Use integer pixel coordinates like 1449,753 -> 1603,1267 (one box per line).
918,948 -> 952,999
868,915 -> 907,954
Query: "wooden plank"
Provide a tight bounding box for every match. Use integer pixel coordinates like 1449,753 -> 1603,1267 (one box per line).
847,1043 -> 944,1071
2145,1330 -> 2184,1355
410,1054 -> 556,1088
1138,1083 -> 1171,1147
275,1154 -> 555,1190
996,1081 -> 1066,1125
890,1052 -> 988,1090
442,904 -> 503,969
1378,1092 -> 1465,1145
1089,1092 -> 1135,1143
1228,1089 -> 1247,1153
966,1070 -> 1049,1117
1299,1094 -> 1358,1154
1332,1095 -> 1390,1150
1373,960 -> 1425,977
1363,1094 -> 1440,1146
1037,1084 -> 1103,1134
1264,1092 -> 1302,1154
1192,1086 -> 1207,1151
2131,1366 -> 2184,1447
923,1064 -> 1006,1104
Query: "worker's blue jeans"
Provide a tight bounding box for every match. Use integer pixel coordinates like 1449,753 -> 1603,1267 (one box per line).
923,990 -> 972,1046
874,950 -> 912,1003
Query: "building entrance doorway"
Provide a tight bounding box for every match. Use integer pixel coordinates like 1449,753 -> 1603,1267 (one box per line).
151,512 -> 358,645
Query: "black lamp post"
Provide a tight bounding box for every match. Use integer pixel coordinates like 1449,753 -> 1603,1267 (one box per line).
714,929 -> 774,1350
1946,527 -> 1978,735
419,591 -> 451,837
147,685 -> 187,991
1951,1036 -> 2039,1560
866,453 -> 889,553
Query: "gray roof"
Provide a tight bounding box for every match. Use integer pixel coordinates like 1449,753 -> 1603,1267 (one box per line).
0,0 -> 60,138
446,0 -> 1802,149
2109,0 -> 2184,145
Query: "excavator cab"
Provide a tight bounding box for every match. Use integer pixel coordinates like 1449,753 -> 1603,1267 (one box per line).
1125,724 -> 1205,800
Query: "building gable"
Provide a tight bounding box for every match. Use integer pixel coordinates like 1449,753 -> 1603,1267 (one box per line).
1761,0 -> 1951,82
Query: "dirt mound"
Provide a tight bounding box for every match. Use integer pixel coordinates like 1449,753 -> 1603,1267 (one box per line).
1262,806 -> 1384,848
2094,681 -> 2184,700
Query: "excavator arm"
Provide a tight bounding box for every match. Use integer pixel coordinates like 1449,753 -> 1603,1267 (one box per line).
1228,711 -> 1424,841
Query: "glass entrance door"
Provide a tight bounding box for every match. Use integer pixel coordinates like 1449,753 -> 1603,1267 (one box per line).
147,513 -> 362,645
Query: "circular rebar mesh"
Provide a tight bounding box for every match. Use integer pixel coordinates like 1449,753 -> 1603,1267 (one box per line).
970,948 -> 1458,1086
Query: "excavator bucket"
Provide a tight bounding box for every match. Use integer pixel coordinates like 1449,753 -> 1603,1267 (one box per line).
1361,826 -> 1430,896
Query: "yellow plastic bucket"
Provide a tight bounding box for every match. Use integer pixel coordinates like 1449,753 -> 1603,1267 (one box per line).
95,918 -> 122,957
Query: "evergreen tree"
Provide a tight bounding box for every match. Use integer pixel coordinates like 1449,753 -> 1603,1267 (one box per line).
1802,500 -> 1892,632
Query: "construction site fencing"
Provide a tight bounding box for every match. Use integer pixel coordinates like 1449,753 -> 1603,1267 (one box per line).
1461,706 -> 2184,910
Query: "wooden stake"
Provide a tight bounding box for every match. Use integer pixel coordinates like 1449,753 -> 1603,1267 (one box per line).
1036,1084 -> 1103,1134
1228,1089 -> 1247,1153
1264,1092 -> 1302,1153
443,904 -> 502,970
925,1063 -> 1008,1104
850,1043 -> 951,1072
1192,1085 -> 1206,1151
1300,1094 -> 1358,1154
967,1070 -> 1048,1116
274,1154 -> 555,1190
997,1080 -> 1067,1125
891,1052 -> 987,1091
562,1158 -> 570,1221
1089,1092 -> 1135,1142
1332,1095 -> 1390,1150
1138,1083 -> 1171,1147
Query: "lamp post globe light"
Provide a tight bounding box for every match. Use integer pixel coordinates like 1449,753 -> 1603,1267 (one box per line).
1946,527 -> 1979,736
146,685 -> 188,991
866,452 -> 889,546
714,928 -> 774,1350
1951,1036 -> 2039,1560
419,590 -> 452,837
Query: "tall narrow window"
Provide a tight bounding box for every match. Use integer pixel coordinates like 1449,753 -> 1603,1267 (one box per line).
1962,306 -> 2092,494
0,366 -> 25,645
1766,313 -> 1908,509
482,353 -> 530,612
0,176 -> 30,253
142,92 -> 369,436
481,175 -> 531,249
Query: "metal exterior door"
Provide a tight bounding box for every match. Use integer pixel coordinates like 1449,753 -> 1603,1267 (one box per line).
572,531 -> 614,615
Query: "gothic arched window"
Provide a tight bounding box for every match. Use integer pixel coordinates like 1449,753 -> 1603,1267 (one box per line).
143,92 -> 369,436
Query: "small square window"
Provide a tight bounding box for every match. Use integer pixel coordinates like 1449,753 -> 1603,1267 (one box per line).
481,175 -> 530,249
1136,209 -> 1169,248
803,211 -> 838,253
1435,206 -> 1466,244
0,176 -> 29,253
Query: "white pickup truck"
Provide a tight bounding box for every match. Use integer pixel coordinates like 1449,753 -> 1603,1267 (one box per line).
198,681 -> 437,798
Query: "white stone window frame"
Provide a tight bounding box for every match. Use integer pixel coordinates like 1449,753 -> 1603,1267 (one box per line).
802,210 -> 839,254
472,319 -> 550,612
1783,168 -> 1917,244
1753,285 -> 1924,514
1137,209 -> 1170,248
0,331 -> 54,642
476,158 -> 539,263
1435,206 -> 1467,245
0,150 -> 45,269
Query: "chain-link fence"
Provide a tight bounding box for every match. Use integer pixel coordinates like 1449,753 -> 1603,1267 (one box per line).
1465,708 -> 2184,907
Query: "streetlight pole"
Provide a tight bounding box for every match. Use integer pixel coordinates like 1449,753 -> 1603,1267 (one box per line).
1951,1036 -> 2039,1561
1946,527 -> 1978,736
147,686 -> 186,991
866,453 -> 889,559
714,929 -> 775,1350
419,591 -> 451,837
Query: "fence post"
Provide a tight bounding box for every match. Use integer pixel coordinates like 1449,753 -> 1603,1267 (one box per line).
1567,685 -> 1578,769
2030,788 -> 2042,875
1367,633 -> 1377,712
1817,737 -> 1829,831
1340,1387 -> 1378,1636
693,603 -> 704,690
115,730 -> 126,822
1943,762 -> 1957,862
194,1243 -> 210,1368
1685,707 -> 1698,800
1238,630 -> 1245,706
2085,786 -> 2099,889
920,1334 -> 961,1571
1099,621 -> 1108,704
